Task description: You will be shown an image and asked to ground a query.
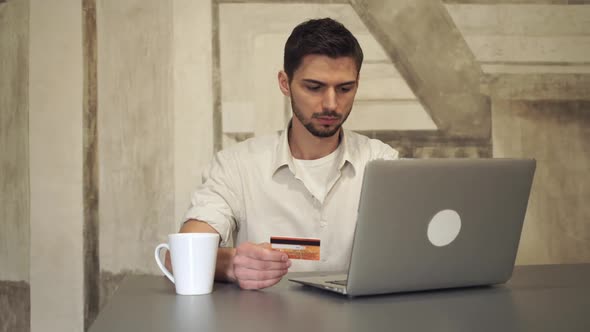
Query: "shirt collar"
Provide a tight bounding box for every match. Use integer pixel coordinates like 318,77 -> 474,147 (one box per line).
271,120 -> 359,177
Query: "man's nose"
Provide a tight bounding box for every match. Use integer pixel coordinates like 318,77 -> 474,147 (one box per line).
322,88 -> 337,111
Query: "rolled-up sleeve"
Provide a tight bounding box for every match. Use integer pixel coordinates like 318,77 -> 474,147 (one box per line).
183,150 -> 243,247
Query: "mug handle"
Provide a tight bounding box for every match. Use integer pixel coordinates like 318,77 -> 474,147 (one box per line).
154,243 -> 175,283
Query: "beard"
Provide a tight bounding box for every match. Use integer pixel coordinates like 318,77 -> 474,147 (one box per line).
290,95 -> 352,138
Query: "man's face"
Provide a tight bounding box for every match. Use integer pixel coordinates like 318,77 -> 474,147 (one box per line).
280,55 -> 359,138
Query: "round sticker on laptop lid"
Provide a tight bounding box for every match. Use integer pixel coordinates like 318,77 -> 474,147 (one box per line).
427,209 -> 461,247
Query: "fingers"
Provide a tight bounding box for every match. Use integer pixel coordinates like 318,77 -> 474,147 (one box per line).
233,253 -> 291,271
237,242 -> 288,262
164,251 -> 173,273
234,267 -> 288,288
232,242 -> 292,290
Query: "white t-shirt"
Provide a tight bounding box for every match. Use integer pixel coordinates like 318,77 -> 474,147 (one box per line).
292,144 -> 342,204
184,123 -> 399,272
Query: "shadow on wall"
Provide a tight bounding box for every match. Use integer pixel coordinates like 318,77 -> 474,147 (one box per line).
0,281 -> 30,332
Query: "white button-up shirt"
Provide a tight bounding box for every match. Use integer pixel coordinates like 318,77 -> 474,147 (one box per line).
184,125 -> 399,272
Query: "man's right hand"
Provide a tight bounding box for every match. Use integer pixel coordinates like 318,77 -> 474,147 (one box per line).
231,242 -> 292,290
177,220 -> 291,290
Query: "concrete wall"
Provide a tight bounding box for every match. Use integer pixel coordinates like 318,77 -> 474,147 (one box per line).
493,98 -> 590,264
96,0 -> 214,317
0,1 -> 215,329
0,0 -> 30,331
0,0 -> 29,284
97,0 -> 175,276
29,1 -> 84,332
446,3 -> 590,74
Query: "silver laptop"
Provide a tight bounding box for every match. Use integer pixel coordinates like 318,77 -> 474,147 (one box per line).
289,158 -> 536,297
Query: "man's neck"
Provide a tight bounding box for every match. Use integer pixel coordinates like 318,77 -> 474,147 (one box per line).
288,119 -> 341,160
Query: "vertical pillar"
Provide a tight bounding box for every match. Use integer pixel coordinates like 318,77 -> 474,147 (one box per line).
29,0 -> 84,331
173,0 -> 214,226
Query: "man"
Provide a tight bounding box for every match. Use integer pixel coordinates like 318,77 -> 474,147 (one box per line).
169,18 -> 398,290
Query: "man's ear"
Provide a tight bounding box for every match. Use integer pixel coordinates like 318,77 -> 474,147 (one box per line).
278,71 -> 290,97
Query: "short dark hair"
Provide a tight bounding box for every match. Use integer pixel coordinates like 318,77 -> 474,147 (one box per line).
283,18 -> 364,82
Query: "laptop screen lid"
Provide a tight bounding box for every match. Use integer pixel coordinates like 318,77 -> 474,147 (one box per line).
343,158 -> 536,296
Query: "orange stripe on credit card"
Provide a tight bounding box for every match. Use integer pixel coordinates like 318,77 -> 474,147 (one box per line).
270,236 -> 320,260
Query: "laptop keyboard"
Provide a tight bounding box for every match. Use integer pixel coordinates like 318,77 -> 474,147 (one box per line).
326,279 -> 347,286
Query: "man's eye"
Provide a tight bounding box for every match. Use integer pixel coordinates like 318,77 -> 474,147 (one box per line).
339,86 -> 353,93
306,85 -> 320,91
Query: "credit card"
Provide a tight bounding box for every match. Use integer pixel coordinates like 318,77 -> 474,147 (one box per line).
270,236 -> 320,260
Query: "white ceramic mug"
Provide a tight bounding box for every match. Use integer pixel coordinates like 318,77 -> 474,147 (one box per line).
154,233 -> 219,295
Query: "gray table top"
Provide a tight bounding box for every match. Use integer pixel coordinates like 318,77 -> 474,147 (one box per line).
89,264 -> 590,332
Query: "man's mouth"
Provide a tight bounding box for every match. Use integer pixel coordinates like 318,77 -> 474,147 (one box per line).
313,112 -> 341,126
316,117 -> 339,125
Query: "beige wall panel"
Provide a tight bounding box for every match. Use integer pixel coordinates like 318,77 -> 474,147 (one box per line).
357,63 -> 418,101
346,101 -> 437,131
482,64 -> 590,74
222,101 -> 256,134
446,4 -> 590,36
253,34 -> 289,135
29,0 -> 84,331
97,0 -> 174,274
0,0 -> 29,283
173,0 -> 214,226
355,34 -> 390,62
483,74 -> 590,101
447,4 -> 590,74
465,36 -> 590,63
493,100 -> 590,265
